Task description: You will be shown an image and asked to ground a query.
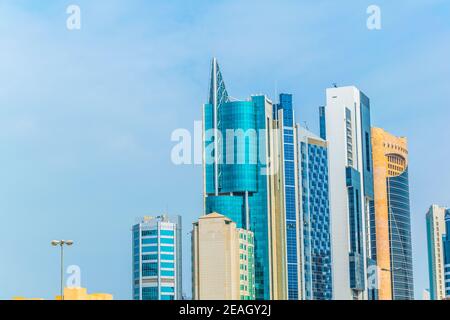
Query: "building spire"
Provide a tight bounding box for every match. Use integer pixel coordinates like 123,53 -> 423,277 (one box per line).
208,58 -> 229,106
208,58 -> 229,196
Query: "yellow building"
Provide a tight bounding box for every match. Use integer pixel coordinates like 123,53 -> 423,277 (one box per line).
56,287 -> 113,300
13,287 -> 113,300
371,127 -> 414,300
192,213 -> 255,300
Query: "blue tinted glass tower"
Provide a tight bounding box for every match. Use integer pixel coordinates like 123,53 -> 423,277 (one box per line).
298,127 -> 333,300
386,152 -> 414,299
274,94 -> 301,300
371,128 -> 414,300
203,59 -> 284,300
132,215 -> 182,300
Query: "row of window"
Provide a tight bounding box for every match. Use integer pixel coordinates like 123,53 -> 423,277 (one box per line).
142,264 -> 175,277
141,229 -> 175,237
142,245 -> 175,253
143,253 -> 174,261
138,286 -> 176,300
142,237 -> 174,245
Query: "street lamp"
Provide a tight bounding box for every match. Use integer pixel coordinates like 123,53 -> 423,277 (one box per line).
51,240 -> 74,300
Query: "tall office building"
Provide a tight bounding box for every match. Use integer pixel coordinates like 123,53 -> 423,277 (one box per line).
320,86 -> 376,300
192,213 -> 255,300
298,127 -> 333,300
203,58 -> 286,300
444,211 -> 450,299
371,128 -> 414,300
426,205 -> 448,300
132,215 -> 182,300
274,94 -> 301,300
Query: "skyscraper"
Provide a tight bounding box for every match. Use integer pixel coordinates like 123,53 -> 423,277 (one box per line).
443,210 -> 450,299
203,58 -> 286,300
192,213 -> 255,300
274,94 -> 301,300
298,127 -> 333,300
426,205 -> 447,300
132,215 -> 182,300
371,128 -> 414,300
320,86 -> 376,300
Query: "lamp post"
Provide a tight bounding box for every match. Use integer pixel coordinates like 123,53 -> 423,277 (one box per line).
51,240 -> 74,300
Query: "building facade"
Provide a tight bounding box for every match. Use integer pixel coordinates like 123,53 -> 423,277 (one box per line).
56,288 -> 113,300
426,205 -> 448,300
192,213 -> 255,300
203,58 -> 286,300
132,215 -> 182,300
320,86 -> 376,300
14,287 -> 113,300
274,94 -> 302,300
298,127 -> 333,300
371,128 -> 414,300
444,210 -> 450,299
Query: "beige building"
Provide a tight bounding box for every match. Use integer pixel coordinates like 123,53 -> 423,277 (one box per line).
426,205 -> 448,300
192,213 -> 255,300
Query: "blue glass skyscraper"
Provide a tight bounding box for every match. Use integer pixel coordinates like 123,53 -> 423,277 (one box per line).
298,127 -> 333,300
203,59 -> 284,300
386,160 -> 414,299
132,215 -> 182,300
274,94 -> 301,300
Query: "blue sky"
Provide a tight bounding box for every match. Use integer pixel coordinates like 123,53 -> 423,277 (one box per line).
0,0 -> 449,300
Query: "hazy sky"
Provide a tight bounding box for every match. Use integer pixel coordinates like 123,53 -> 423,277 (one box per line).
0,0 -> 449,300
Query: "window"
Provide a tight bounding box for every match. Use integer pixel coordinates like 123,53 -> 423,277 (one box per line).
160,230 -> 174,237
161,254 -> 174,261
365,132 -> 371,172
345,108 -> 353,166
142,263 -> 158,277
161,246 -> 174,253
142,254 -> 158,261
142,246 -> 157,253
161,286 -> 175,293
142,238 -> 157,245
160,238 -> 173,245
142,230 -> 157,237
142,287 -> 158,300
161,262 -> 174,269
161,270 -> 175,277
